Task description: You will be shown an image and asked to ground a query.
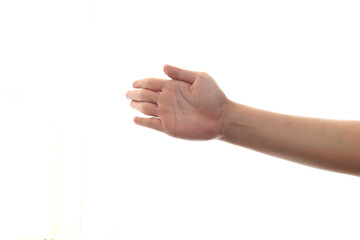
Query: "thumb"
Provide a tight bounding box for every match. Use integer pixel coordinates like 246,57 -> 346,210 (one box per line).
163,64 -> 198,84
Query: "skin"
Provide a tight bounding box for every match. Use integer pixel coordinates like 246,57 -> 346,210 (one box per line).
126,64 -> 360,177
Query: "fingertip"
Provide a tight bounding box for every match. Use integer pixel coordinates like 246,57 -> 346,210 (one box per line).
133,116 -> 138,124
130,100 -> 136,108
133,116 -> 146,127
132,81 -> 138,88
163,64 -> 177,80
164,64 -> 176,73
163,64 -> 170,74
133,116 -> 141,124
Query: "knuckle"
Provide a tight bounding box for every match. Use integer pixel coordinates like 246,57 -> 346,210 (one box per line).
156,93 -> 161,103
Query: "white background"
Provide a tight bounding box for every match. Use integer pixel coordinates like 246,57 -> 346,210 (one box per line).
0,0 -> 360,239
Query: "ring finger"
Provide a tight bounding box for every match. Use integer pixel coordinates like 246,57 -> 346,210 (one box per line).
130,101 -> 158,116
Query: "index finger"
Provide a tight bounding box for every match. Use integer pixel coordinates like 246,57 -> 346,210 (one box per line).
133,78 -> 167,92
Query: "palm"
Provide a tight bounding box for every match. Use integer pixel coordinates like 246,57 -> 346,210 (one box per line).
159,75 -> 227,140
127,65 -> 229,140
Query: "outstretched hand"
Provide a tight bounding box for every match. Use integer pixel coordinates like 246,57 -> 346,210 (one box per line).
126,65 -> 229,140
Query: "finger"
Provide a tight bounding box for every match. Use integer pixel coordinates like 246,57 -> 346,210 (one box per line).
163,64 -> 198,84
130,101 -> 158,116
126,90 -> 159,104
133,78 -> 167,92
134,117 -> 164,132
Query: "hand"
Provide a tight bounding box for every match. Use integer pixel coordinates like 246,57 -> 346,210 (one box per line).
126,64 -> 229,140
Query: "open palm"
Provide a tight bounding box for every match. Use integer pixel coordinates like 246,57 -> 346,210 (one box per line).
126,65 -> 229,140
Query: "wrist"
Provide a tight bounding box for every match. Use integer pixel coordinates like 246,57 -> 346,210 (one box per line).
219,100 -> 254,143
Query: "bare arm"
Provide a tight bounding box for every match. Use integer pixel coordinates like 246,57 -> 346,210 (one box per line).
221,101 -> 360,176
126,65 -> 360,176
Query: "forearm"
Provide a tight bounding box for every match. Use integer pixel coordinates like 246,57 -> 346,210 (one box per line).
220,100 -> 360,176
